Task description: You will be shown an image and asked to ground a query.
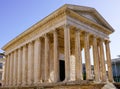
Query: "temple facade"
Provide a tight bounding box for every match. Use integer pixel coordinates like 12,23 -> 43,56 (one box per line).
2,4 -> 114,87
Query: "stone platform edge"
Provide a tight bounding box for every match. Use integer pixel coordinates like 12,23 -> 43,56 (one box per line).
1,81 -> 119,89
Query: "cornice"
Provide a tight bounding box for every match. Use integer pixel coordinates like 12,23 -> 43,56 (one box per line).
93,9 -> 114,32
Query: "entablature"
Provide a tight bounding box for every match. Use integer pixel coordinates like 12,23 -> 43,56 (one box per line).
66,16 -> 109,40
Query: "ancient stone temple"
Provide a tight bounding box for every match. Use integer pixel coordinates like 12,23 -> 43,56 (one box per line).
2,4 -> 115,88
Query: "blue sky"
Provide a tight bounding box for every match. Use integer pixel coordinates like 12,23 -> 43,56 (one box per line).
0,0 -> 120,59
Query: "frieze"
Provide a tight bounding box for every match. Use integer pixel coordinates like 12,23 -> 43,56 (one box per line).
67,16 -> 109,40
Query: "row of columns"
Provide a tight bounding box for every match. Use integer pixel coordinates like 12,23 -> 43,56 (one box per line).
4,25 -> 113,86
4,29 -> 60,86
63,27 -> 113,82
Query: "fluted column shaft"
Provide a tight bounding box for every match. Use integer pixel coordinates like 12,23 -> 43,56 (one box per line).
97,44 -> 102,80
9,53 -> 13,85
9,54 -> 11,85
41,38 -> 45,82
5,55 -> 8,86
75,30 -> 83,80
7,54 -> 10,86
92,36 -> 100,82
99,39 -> 106,82
44,35 -> 50,82
17,48 -> 22,85
13,52 -> 15,86
84,32 -> 92,80
11,52 -> 14,86
28,42 -> 34,85
53,30 -> 59,82
5,55 -> 9,86
34,38 -> 42,84
105,40 -> 113,82
13,51 -> 16,85
64,25 -> 70,81
22,45 -> 28,85
13,50 -> 18,86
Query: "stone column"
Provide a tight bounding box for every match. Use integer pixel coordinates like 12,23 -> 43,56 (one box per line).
8,54 -> 11,86
13,51 -> 16,86
28,42 -> 34,85
17,48 -> 22,85
4,56 -> 6,86
53,30 -> 59,82
22,45 -> 28,85
9,54 -> 11,86
84,32 -> 92,80
44,34 -> 50,82
12,52 -> 14,86
9,53 -> 13,85
64,25 -> 70,81
99,39 -> 106,82
97,44 -> 102,80
6,54 -> 10,86
34,38 -> 42,84
75,30 -> 83,80
4,55 -> 8,86
13,50 -> 18,86
105,40 -> 113,82
92,36 -> 100,82
12,52 -> 15,86
41,38 -> 45,82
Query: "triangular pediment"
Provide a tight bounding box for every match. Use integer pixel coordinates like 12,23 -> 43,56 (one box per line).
66,4 -> 114,32
75,11 -> 103,25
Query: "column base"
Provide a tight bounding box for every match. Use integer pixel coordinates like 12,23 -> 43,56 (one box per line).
44,79 -> 49,83
13,81 -> 17,86
93,80 -> 101,83
21,81 -> 27,86
17,82 -> 22,86
27,81 -> 34,86
8,83 -> 13,87
33,81 -> 38,85
34,81 -> 42,85
63,78 -> 71,83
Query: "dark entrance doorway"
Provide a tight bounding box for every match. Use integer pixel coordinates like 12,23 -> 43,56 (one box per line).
59,60 -> 65,81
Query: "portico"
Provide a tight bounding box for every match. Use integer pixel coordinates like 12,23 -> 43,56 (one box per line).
2,4 -> 114,87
